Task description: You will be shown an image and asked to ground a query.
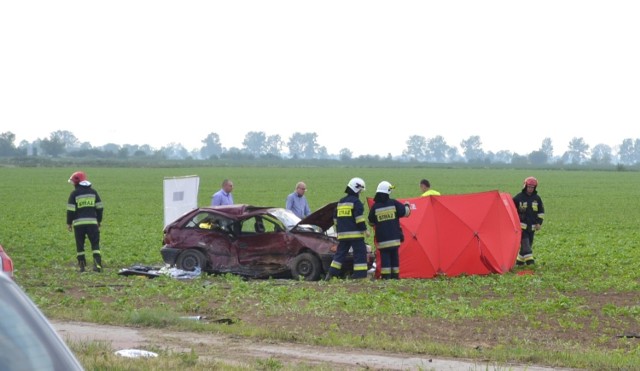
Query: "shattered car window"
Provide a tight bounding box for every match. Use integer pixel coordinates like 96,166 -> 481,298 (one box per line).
270,208 -> 301,231
184,212 -> 208,228
240,216 -> 281,234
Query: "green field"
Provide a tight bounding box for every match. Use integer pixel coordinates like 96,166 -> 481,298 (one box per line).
1,166 -> 639,369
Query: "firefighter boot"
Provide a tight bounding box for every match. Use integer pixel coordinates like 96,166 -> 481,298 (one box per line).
92,251 -> 102,272
324,266 -> 341,281
324,269 -> 338,281
77,259 -> 86,273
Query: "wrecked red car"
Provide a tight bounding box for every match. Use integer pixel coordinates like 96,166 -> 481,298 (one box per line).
160,202 -> 374,281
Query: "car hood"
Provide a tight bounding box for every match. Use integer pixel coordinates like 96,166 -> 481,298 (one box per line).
296,202 -> 337,232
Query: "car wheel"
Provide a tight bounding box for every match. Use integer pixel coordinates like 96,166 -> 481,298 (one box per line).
291,252 -> 322,281
176,249 -> 207,272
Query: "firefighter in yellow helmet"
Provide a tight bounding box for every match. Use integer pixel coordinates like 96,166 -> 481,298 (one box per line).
512,176 -> 545,265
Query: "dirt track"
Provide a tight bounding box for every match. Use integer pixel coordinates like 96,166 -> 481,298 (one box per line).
52,320 -> 574,370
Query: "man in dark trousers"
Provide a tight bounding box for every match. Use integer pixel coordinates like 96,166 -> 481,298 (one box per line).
368,181 -> 411,279
513,176 -> 545,265
325,177 -> 370,280
67,171 -> 104,272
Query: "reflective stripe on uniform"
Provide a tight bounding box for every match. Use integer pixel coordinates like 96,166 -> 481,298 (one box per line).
518,253 -> 533,261
337,231 -> 365,239
377,239 -> 401,249
73,218 -> 98,226
354,263 -> 368,271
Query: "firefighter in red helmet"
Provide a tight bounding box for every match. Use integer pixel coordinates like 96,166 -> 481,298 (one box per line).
67,171 -> 104,272
512,176 -> 545,265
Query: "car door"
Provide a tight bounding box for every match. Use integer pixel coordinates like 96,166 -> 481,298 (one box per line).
234,216 -> 291,276
187,212 -> 239,271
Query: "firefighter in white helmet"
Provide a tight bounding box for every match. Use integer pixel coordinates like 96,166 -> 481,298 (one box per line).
368,181 -> 411,279
325,177 -> 370,280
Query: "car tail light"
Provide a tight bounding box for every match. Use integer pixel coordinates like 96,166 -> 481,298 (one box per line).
163,233 -> 172,245
1,255 -> 13,278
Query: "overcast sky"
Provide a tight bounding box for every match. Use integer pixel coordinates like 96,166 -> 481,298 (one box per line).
1,1 -> 639,157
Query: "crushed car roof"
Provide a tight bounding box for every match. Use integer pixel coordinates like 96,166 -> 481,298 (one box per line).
198,204 -> 275,219
192,202 -> 338,232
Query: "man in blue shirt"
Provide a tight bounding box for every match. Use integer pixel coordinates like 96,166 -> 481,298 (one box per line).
211,179 -> 234,206
285,181 -> 311,219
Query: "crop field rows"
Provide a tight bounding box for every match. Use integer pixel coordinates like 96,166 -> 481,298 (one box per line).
0,166 -> 638,369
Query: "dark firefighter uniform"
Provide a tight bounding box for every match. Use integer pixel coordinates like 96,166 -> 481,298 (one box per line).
512,185 -> 544,265
368,192 -> 410,279
67,182 -> 104,272
326,192 -> 369,279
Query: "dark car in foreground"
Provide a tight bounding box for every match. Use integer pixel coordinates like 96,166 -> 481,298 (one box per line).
1,244 -> 14,278
0,272 -> 84,370
161,202 -> 373,281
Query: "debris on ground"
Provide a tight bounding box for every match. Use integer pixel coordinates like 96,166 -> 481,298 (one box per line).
118,264 -> 201,280
114,349 -> 158,358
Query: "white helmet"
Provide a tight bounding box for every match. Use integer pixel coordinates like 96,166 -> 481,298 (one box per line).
376,181 -> 394,194
347,177 -> 366,193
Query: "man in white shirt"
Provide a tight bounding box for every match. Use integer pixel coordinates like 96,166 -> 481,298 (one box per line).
285,181 -> 311,219
211,179 -> 234,206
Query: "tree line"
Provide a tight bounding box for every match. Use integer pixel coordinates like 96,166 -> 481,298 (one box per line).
1,130 -> 640,166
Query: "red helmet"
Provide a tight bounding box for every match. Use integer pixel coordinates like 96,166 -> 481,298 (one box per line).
68,171 -> 87,185
524,176 -> 538,187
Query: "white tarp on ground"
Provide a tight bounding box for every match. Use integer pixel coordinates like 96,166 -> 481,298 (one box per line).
163,175 -> 199,227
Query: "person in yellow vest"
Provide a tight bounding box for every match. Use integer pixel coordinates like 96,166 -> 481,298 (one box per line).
419,179 -> 440,196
